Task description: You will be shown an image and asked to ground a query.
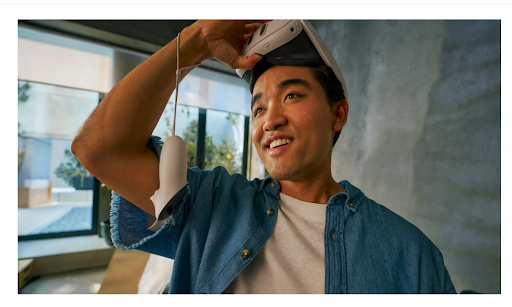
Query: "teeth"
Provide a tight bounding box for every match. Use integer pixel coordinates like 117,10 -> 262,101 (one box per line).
269,139 -> 291,149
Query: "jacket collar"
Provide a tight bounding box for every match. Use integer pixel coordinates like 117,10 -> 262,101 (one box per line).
258,176 -> 365,213
337,180 -> 365,212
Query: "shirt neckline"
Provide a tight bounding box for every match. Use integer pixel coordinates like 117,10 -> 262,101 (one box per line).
279,192 -> 327,220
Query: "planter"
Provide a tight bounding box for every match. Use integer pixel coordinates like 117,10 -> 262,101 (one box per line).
100,219 -> 113,246
72,176 -> 94,190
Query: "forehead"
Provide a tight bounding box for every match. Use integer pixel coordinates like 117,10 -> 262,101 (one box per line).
252,66 -> 317,93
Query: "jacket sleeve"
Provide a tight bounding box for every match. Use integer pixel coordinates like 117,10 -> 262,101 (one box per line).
434,245 -> 457,294
419,238 -> 457,294
109,135 -> 208,259
443,265 -> 457,294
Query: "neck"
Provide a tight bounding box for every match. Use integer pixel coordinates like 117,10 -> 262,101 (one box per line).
277,169 -> 344,204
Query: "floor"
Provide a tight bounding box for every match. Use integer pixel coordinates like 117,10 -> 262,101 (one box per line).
32,206 -> 92,234
20,266 -> 108,294
18,202 -> 92,236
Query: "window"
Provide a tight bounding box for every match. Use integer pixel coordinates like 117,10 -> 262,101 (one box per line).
17,26 -> 112,241
18,23 -> 265,242
152,66 -> 255,176
152,104 -> 200,168
18,80 -> 102,239
205,110 -> 245,174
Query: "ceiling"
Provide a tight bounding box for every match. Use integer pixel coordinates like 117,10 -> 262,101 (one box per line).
18,20 -> 235,76
69,20 -> 196,48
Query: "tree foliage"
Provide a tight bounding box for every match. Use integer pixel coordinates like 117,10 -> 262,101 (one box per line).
18,81 -> 30,172
162,111 -> 241,174
54,149 -> 90,187
18,81 -> 31,104
18,81 -> 31,138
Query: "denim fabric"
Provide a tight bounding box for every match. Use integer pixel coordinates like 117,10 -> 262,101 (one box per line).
110,136 -> 456,294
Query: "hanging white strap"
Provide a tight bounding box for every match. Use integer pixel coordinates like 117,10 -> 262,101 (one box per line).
173,32 -> 200,136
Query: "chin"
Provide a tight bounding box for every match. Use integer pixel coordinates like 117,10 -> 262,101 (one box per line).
267,167 -> 298,181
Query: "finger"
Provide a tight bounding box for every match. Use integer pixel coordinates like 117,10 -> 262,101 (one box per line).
238,36 -> 252,53
236,20 -> 263,30
229,54 -> 263,70
245,23 -> 264,34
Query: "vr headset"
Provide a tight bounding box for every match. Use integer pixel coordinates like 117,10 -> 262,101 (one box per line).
235,20 -> 348,101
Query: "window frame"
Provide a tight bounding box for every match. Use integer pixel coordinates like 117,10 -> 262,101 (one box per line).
17,22 -> 254,241
18,91 -> 104,242
18,84 -> 252,242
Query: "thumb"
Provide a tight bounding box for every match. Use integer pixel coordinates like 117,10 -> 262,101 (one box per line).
230,54 -> 262,70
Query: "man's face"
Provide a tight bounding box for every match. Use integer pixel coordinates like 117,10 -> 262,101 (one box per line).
251,66 -> 346,181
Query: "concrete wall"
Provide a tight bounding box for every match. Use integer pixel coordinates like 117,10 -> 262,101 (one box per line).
310,20 -> 500,293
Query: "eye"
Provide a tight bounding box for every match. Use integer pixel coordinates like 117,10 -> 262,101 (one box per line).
285,93 -> 302,100
253,107 -> 263,117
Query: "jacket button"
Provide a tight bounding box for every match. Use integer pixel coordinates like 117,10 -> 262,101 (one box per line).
242,249 -> 250,258
267,209 -> 274,216
270,182 -> 276,188
349,203 -> 354,208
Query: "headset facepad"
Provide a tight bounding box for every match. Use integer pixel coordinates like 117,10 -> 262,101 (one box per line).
236,20 -> 348,101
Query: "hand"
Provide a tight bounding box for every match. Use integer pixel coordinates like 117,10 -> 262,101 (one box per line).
191,20 -> 270,70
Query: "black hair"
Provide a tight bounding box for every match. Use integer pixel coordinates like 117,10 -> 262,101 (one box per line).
308,64 -> 346,147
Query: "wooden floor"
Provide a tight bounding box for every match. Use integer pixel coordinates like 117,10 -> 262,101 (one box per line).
20,266 -> 108,294
98,249 -> 151,294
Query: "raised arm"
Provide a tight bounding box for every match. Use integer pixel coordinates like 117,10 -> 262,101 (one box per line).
71,21 -> 264,216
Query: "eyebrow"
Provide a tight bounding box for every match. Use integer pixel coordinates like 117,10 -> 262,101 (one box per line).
251,78 -> 312,110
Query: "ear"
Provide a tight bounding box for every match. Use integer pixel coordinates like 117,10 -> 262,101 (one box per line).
332,99 -> 349,132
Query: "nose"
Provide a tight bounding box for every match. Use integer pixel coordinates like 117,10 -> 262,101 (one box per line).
262,102 -> 287,131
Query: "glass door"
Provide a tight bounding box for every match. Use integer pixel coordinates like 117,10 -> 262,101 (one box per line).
18,80 -> 101,240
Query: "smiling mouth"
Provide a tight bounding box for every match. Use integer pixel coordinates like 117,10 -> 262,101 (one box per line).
266,139 -> 293,156
268,139 -> 292,149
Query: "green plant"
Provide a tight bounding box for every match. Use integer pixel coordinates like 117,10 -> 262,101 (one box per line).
18,81 -> 30,138
18,148 -> 26,172
54,149 -> 91,187
18,81 -> 30,103
162,111 -> 241,174
161,105 -> 191,141
18,80 -> 30,173
204,134 -> 238,174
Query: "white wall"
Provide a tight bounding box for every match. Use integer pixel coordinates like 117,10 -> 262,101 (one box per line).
18,37 -> 112,93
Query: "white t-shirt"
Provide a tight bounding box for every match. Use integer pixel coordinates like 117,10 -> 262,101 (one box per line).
223,192 -> 327,294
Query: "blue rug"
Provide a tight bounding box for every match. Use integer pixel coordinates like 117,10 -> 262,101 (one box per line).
30,207 -> 92,235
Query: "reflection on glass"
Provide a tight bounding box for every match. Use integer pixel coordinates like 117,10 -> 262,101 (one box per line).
152,103 -> 199,167
205,110 -> 245,174
18,81 -> 98,237
171,67 -> 252,117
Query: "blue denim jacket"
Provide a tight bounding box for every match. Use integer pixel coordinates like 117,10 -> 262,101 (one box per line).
110,136 -> 456,294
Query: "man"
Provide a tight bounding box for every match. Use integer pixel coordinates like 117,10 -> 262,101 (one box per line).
72,20 -> 456,294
